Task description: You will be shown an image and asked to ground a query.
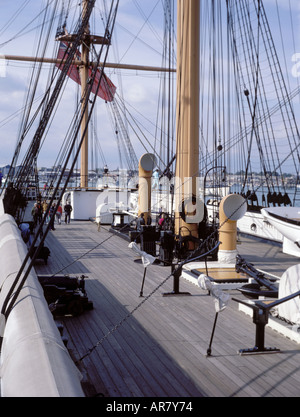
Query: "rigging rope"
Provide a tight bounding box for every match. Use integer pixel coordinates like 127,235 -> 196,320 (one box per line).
201,0 -> 300,205
0,0 -> 59,48
0,0 -> 121,346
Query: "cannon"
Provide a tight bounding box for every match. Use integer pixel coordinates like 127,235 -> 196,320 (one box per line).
38,274 -> 93,317
32,244 -> 51,265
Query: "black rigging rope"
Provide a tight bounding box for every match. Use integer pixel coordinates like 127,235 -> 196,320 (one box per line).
0,0 -> 121,351
210,0 -> 300,204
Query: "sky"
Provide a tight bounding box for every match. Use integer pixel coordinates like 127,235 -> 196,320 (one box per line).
0,0 -> 300,173
0,0 -> 167,170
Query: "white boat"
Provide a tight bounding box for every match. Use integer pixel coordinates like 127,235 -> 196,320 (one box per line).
261,207 -> 300,257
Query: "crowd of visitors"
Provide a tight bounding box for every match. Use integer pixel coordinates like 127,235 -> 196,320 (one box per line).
31,200 -> 73,229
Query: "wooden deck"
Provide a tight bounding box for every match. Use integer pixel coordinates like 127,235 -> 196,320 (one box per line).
34,221 -> 300,397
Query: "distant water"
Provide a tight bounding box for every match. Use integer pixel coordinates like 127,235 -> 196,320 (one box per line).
37,179 -> 300,208
229,184 -> 300,208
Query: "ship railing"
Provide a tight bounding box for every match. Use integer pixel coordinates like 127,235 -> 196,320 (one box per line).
0,198 -> 84,397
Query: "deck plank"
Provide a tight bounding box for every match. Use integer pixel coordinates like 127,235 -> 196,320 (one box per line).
34,221 -> 300,397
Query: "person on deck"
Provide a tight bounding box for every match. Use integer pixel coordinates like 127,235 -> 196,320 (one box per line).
64,202 -> 73,224
31,203 -> 39,228
36,200 -> 43,224
158,213 -> 165,230
49,204 -> 56,230
136,212 -> 145,231
19,223 -> 33,248
56,203 -> 63,224
42,200 -> 48,223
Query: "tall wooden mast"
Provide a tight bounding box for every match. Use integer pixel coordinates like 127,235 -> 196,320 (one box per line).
1,2 -> 176,191
80,0 -> 90,189
59,0 -> 98,189
175,0 -> 200,242
56,0 -> 110,189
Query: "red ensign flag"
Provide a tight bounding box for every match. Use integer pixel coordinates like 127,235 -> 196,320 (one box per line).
56,41 -> 116,102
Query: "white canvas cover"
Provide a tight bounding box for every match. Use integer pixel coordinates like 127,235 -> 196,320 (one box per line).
278,264 -> 300,325
128,242 -> 156,268
198,274 -> 230,313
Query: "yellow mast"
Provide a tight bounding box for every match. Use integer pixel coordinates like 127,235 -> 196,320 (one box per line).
175,0 -> 200,244
79,0 -> 90,189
